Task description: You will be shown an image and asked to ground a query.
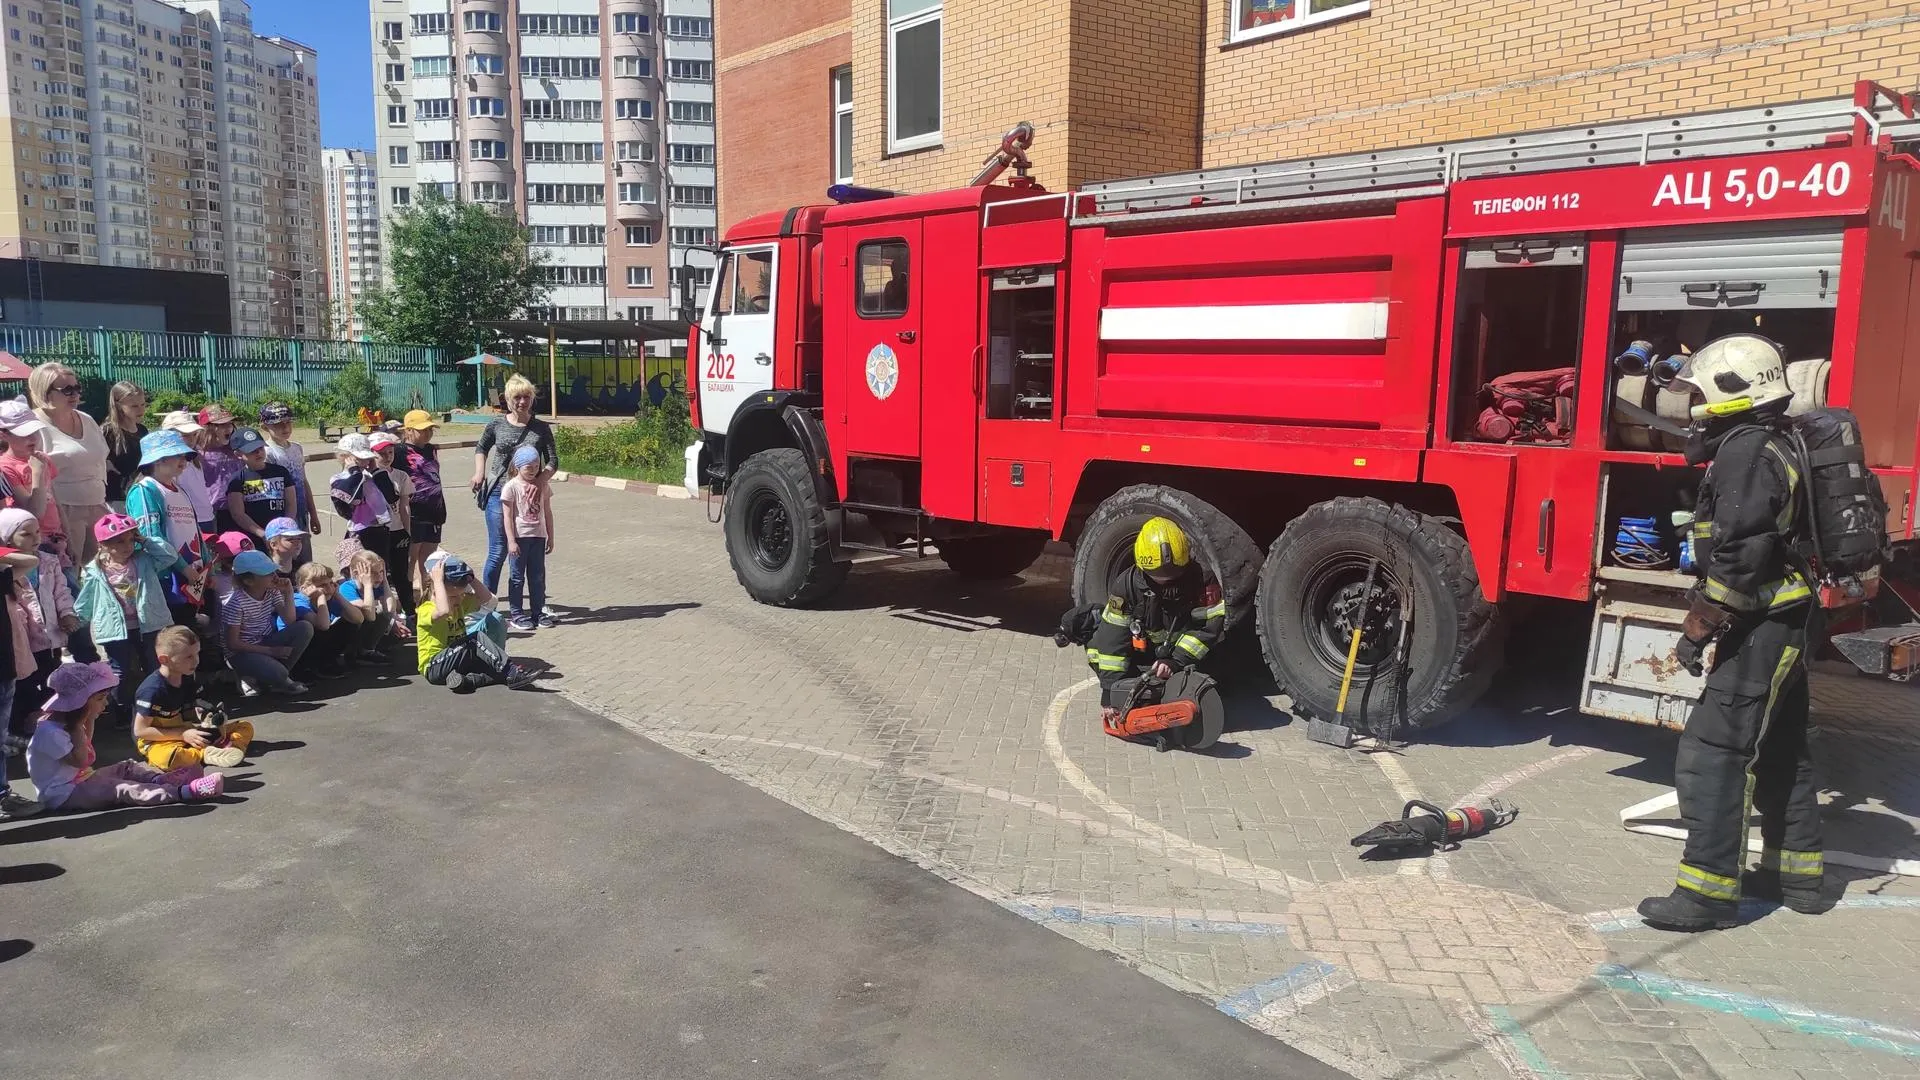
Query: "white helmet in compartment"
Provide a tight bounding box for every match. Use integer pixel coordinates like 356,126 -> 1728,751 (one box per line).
1673,333 -> 1793,421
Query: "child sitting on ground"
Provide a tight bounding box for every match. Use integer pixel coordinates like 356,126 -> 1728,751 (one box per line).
134,626 -> 250,769
264,517 -> 305,575
75,514 -> 171,722
32,660 -> 224,809
291,562 -> 360,679
340,549 -> 405,660
221,550 -> 312,696
500,445 -> 556,631
417,551 -> 534,691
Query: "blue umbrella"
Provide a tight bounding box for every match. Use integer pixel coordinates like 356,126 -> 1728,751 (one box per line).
459,352 -> 513,409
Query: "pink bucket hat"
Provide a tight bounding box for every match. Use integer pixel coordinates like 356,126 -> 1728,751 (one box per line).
43,660 -> 118,713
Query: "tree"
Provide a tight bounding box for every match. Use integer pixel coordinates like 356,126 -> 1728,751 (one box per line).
359,190 -> 549,359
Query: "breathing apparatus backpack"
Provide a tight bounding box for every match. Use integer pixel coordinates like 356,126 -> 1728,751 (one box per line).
1787,407 -> 1892,583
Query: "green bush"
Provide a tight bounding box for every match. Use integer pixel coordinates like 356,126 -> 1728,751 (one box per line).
553,395 -> 694,484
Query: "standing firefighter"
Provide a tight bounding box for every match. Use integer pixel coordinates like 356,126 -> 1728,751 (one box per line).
1640,335 -> 1826,932
1086,518 -> 1225,719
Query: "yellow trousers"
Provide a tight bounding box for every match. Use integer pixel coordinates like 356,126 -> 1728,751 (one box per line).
138,721 -> 254,769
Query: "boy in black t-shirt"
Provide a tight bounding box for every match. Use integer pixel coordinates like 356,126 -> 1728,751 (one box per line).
220,426 -> 293,545
133,625 -> 251,769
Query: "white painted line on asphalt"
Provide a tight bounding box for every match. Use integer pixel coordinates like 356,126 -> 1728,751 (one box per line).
1621,789 -> 1920,877
1041,677 -> 1309,899
1454,746 -> 1596,806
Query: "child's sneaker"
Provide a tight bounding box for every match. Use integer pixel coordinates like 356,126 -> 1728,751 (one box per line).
238,677 -> 261,698
508,614 -> 536,632
536,612 -> 558,629
445,671 -> 474,693
201,745 -> 245,768
504,663 -> 539,690
274,680 -> 310,696
181,773 -> 225,801
0,789 -> 45,821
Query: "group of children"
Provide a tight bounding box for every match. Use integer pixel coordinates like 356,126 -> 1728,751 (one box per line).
0,401 -> 557,820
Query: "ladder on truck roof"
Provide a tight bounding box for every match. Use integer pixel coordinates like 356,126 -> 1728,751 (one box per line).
1077,84 -> 1920,226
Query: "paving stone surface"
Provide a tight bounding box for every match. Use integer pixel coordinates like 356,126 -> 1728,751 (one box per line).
434,479 -> 1920,1080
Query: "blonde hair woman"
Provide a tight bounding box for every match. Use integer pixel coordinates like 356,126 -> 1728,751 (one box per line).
468,372 -> 556,593
101,380 -> 148,510
28,362 -> 110,567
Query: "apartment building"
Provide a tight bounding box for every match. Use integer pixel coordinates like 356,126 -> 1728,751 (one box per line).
322,147 -> 379,337
0,0 -> 324,337
368,0 -> 718,336
717,1 -> 1920,223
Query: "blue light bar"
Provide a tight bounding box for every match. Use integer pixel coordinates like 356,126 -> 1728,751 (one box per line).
827,184 -> 899,204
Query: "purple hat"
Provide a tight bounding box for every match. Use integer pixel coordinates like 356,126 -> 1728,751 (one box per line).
43,661 -> 118,713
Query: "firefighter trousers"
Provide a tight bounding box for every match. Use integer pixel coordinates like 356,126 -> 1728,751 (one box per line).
1673,609 -> 1822,902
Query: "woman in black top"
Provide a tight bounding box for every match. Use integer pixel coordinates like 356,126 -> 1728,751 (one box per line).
101,380 -> 148,509
469,373 -> 557,592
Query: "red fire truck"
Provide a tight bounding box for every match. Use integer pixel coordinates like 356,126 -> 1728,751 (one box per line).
686,82 -> 1920,734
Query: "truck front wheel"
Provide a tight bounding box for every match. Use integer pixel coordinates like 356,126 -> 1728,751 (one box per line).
939,531 -> 1049,579
724,448 -> 849,607
1256,497 -> 1505,735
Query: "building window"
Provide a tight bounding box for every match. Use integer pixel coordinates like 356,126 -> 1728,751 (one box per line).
385,104 -> 406,126
388,145 -> 408,166
618,182 -> 656,204
415,98 -> 452,120
382,63 -> 405,84
669,101 -> 715,124
381,21 -> 404,42
528,183 -> 605,205
669,143 -> 714,164
391,186 -> 411,205
531,225 -> 606,246
672,226 -> 717,247
1231,0 -> 1369,42
517,14 -> 600,36
541,265 -> 606,287
664,16 -> 712,38
888,1 -> 941,151
520,56 -> 600,80
613,54 -> 650,78
833,67 -> 853,183
418,141 -> 455,161
469,139 -> 507,160
665,59 -> 712,81
522,98 -> 603,121
412,56 -> 452,78
461,11 -> 500,33
614,140 -> 653,162
857,240 -> 909,316
611,13 -> 649,34
524,141 -> 604,163
670,185 -> 715,206
626,225 -> 654,246
470,181 -> 510,202
409,13 -> 447,36
468,97 -> 506,117
469,53 -> 503,75
626,266 -> 653,288
615,98 -> 653,120
418,182 -> 457,200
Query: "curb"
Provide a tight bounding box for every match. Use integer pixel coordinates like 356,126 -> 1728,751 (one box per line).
553,470 -> 692,500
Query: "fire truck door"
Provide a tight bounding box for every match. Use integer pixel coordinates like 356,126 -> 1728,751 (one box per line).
842,224 -> 923,459
696,245 -> 778,440
978,267 -> 1059,528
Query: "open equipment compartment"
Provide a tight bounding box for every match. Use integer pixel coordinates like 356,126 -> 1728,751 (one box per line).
1449,235 -> 1587,446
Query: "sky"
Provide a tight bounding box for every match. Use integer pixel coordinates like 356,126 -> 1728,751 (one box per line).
250,0 -> 375,149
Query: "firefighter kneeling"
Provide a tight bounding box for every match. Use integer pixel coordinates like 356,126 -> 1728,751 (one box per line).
1639,335 -> 1829,932
1082,518 -> 1225,752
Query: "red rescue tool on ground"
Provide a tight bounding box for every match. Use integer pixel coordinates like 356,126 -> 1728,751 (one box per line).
683,81 -> 1920,737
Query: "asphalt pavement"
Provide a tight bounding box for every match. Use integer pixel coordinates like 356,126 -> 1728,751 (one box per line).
1,671 -> 1350,1080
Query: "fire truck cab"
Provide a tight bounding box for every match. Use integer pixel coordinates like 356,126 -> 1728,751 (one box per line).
690,83 -> 1920,736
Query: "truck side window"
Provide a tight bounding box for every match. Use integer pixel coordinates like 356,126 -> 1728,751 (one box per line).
986,268 -> 1056,420
856,240 -> 909,317
727,249 -> 774,315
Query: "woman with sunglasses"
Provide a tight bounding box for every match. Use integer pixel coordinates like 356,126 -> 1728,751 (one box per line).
28,363 -> 110,568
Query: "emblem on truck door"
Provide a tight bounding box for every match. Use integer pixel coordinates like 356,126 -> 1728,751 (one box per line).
865,343 -> 900,401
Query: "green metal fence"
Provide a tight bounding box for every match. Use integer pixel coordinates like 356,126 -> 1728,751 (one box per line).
0,324 -> 457,409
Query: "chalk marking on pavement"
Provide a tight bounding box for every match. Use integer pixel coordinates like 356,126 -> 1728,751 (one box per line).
1583,894 -> 1920,933
1593,964 -> 1920,1058
1216,961 -> 1342,1020
1472,1006 -> 1569,1080
1365,749 -> 1439,878
1013,903 -> 1292,938
1042,677 -> 1309,898
1455,746 -> 1596,807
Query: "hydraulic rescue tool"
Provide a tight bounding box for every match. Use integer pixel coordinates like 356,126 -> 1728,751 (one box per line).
1351,799 -> 1520,855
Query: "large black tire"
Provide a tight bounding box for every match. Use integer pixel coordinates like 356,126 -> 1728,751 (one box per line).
1256,497 -> 1504,735
939,531 -> 1049,579
724,448 -> 849,606
1071,485 -> 1262,642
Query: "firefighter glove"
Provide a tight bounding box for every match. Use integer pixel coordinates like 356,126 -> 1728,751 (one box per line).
1677,592 -> 1734,677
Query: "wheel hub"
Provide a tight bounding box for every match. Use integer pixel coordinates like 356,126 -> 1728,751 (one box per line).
1303,559 -> 1405,673
747,492 -> 794,571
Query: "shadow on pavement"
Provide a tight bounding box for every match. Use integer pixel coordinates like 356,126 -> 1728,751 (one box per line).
0,802 -> 214,845
0,939 -> 29,964
827,562 -> 1070,640
546,601 -> 700,625
0,861 -> 64,885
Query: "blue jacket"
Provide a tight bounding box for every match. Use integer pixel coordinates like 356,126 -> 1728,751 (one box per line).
123,475 -> 196,577
74,551 -> 171,644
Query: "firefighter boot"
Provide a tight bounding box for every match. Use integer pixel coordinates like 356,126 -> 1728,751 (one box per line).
1637,888 -> 1741,932
1742,868 -> 1833,915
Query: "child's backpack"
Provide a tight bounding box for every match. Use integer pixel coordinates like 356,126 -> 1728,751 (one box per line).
1787,407 -> 1893,580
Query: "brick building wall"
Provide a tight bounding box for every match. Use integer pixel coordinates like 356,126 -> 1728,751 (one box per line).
1202,0 -> 1920,167
715,0 -> 851,225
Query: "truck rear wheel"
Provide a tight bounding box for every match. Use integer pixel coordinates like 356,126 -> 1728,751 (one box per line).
1071,485 -> 1261,641
724,448 -> 848,607
1256,497 -> 1504,735
939,531 -> 1049,579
